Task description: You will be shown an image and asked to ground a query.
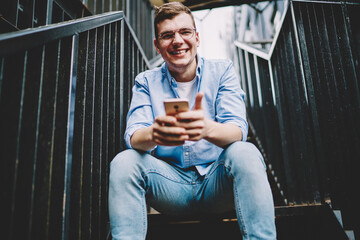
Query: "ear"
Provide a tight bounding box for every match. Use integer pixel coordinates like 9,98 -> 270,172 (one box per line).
196,32 -> 200,47
154,38 -> 161,54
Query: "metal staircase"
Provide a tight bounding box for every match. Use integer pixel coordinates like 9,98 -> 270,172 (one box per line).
1,0 -> 360,239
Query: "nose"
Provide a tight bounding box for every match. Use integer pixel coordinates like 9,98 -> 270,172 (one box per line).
172,31 -> 184,44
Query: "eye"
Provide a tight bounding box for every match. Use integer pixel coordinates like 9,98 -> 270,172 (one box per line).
179,29 -> 193,36
160,32 -> 174,40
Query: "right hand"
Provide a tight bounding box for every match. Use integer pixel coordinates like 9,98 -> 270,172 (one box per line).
152,115 -> 189,146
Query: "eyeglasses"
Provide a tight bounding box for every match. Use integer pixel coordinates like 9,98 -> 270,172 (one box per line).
157,28 -> 196,42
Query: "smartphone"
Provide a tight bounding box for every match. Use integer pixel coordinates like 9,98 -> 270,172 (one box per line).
164,98 -> 189,115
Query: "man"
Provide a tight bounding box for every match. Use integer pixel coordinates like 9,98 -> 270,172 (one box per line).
109,2 -> 276,239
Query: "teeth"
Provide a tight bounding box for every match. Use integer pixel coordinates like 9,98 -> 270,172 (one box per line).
172,50 -> 186,55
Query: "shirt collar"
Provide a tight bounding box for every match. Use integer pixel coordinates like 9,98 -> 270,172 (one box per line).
161,54 -> 203,84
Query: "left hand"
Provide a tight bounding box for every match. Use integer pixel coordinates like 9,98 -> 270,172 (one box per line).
175,92 -> 208,141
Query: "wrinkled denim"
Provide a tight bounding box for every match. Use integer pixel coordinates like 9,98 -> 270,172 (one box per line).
109,141 -> 276,240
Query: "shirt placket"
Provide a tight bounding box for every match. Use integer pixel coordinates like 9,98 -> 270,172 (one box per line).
183,144 -> 190,168
170,77 -> 179,98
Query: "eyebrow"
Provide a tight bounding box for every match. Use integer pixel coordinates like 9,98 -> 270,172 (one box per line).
159,27 -> 194,34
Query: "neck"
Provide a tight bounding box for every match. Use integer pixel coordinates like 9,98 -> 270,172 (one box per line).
168,57 -> 197,82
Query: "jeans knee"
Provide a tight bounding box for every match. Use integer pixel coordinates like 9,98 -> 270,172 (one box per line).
223,142 -> 266,176
110,149 -> 145,182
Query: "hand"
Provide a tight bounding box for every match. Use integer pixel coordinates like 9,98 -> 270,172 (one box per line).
175,92 -> 208,141
152,115 -> 189,146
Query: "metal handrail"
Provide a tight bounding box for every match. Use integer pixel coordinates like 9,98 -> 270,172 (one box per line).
0,12 -> 120,55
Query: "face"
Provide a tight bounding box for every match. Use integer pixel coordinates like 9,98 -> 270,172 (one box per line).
154,12 -> 200,76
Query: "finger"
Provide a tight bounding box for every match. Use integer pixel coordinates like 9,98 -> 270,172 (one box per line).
153,131 -> 189,142
187,136 -> 202,141
176,120 -> 205,129
154,124 -> 187,135
153,134 -> 188,146
155,115 -> 177,126
176,110 -> 203,121
184,128 -> 202,136
193,92 -> 204,110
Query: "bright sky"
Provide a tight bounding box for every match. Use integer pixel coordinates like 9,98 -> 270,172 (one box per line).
193,6 -> 234,59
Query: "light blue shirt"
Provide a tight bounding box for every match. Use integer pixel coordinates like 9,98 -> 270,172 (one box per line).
125,56 -> 248,175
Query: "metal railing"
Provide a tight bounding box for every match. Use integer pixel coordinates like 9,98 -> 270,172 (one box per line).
234,0 -> 360,236
0,11 -> 149,240
0,0 -> 156,59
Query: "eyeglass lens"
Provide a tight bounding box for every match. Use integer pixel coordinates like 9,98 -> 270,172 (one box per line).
159,28 -> 195,41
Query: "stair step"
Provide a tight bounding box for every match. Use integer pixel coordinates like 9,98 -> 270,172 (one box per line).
146,205 -> 349,240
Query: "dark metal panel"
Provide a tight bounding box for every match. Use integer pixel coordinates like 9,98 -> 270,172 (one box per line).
49,37 -> 74,239
114,20 -> 122,154
237,49 -> 250,109
247,54 -> 265,142
96,0 -> 104,15
60,34 -> 79,240
292,1 -> 329,205
256,57 -> 286,201
52,2 -> 65,24
104,0 -> 110,12
0,58 -> 3,100
81,28 -> 97,240
340,3 -> 360,235
0,0 -> 19,27
92,25 -> 105,240
13,45 -> 43,239
0,51 -> 26,240
69,30 -> 89,240
30,39 -> 60,240
34,0 -> 50,26
87,0 -> 95,14
0,9 -> 154,239
17,0 -> 35,29
271,42 -> 297,204
236,1 -> 360,236
122,25 -> 131,150
296,1 -> 347,206
117,20 -> 124,151
293,1 -> 360,234
100,23 -> 111,239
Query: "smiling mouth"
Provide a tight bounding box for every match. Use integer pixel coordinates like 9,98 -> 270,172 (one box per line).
170,49 -> 188,55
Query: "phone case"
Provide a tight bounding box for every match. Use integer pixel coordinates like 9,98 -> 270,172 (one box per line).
164,98 -> 189,115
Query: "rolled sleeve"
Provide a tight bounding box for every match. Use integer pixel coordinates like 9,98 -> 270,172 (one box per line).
215,61 -> 248,141
124,74 -> 154,149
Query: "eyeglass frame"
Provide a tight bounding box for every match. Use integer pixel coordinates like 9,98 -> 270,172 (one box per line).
156,27 -> 197,42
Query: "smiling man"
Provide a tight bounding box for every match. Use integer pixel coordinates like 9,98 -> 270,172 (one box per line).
108,2 -> 276,240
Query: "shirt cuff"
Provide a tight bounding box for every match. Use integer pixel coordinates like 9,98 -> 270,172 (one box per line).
125,124 -> 157,153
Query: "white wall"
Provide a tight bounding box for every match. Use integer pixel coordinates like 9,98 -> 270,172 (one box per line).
193,6 -> 234,60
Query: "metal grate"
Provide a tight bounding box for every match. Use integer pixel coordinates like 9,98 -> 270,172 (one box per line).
234,0 -> 360,237
0,11 -> 150,240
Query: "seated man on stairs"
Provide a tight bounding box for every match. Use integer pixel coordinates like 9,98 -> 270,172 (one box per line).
108,2 -> 276,239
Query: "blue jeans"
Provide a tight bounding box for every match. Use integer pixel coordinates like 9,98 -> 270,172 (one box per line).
108,141 -> 276,239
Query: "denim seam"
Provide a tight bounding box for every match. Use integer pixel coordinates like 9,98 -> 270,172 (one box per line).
142,191 -> 147,238
222,163 -> 248,239
233,176 -> 248,238
142,169 -> 194,185
202,160 -> 249,237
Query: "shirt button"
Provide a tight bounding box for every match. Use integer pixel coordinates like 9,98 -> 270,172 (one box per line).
185,152 -> 189,156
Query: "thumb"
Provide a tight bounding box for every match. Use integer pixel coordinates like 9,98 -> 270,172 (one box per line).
193,92 -> 204,110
